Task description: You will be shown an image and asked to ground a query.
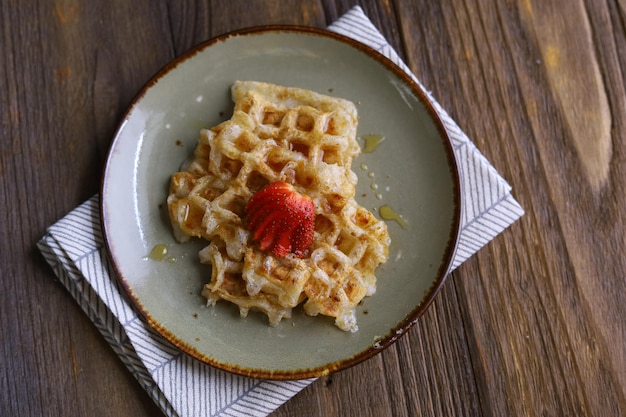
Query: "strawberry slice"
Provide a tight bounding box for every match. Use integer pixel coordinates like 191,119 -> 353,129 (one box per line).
245,181 -> 315,258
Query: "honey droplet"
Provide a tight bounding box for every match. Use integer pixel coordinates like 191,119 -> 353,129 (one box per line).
379,205 -> 409,229
148,244 -> 169,261
362,134 -> 385,153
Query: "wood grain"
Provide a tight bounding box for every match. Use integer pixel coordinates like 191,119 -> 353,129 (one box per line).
521,0 -> 611,190
395,1 -> 626,416
2,0 -> 625,416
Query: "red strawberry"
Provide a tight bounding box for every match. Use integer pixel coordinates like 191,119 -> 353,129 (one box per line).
245,181 -> 315,258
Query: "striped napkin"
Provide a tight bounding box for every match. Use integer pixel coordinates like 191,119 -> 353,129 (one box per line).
38,6 -> 523,417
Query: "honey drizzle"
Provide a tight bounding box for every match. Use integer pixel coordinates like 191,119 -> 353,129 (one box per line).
379,205 -> 409,229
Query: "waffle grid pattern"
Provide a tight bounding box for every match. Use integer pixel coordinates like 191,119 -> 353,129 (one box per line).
168,81 -> 390,332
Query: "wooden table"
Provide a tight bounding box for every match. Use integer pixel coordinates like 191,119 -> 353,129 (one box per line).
3,0 -> 625,415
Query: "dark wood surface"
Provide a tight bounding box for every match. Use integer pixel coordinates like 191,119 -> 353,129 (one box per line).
2,0 -> 625,416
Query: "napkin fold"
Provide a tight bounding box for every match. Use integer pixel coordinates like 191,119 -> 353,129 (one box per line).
38,6 -> 523,417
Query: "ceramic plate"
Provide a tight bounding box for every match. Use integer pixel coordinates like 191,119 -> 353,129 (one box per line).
101,26 -> 461,380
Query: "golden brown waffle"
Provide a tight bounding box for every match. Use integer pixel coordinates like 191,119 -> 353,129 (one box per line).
167,81 -> 390,332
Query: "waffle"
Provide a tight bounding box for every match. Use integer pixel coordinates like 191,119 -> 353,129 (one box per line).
167,81 -> 390,332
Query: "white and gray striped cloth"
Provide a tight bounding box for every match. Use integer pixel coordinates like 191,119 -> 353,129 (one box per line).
38,6 -> 523,417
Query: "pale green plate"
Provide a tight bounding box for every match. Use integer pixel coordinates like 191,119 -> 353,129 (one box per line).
101,27 -> 461,380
